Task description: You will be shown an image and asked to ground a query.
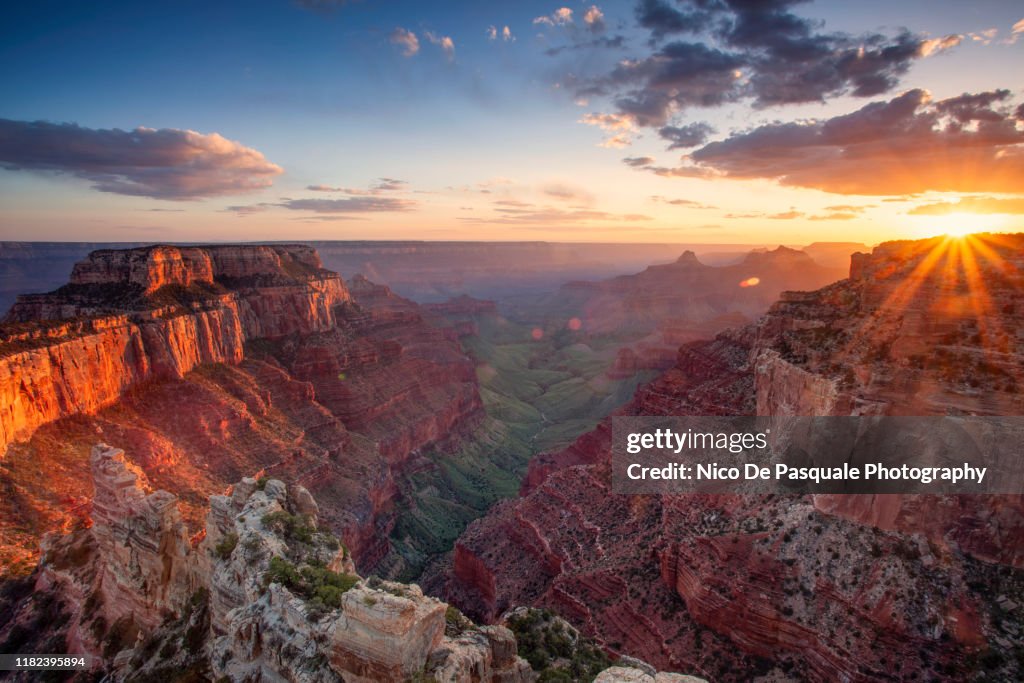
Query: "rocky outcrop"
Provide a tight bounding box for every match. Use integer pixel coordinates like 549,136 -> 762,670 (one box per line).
14,443 -> 535,682
86,444 -> 196,631
594,667 -> 706,683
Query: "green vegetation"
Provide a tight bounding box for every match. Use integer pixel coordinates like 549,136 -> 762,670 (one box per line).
261,511 -> 316,544
506,608 -> 611,681
213,532 -> 238,560
386,311 -> 657,581
264,556 -> 359,616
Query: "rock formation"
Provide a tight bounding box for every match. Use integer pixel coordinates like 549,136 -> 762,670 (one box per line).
0,245 -> 482,579
439,234 -> 1024,681
0,245 -> 347,451
8,443 -> 537,682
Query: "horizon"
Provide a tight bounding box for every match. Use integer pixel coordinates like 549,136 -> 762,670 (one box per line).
1,1 -> 1022,244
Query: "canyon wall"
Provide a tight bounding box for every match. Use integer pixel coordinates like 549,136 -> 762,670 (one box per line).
439,234 -> 1024,681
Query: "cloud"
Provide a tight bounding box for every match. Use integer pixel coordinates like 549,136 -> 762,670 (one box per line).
622,156 -> 655,167
468,199 -> 651,225
650,195 -> 717,209
824,204 -> 872,213
579,111 -> 638,146
808,212 -> 857,221
280,197 -> 415,213
1008,19 -> 1024,45
725,210 -> 803,220
919,34 -> 963,56
635,0 -> 714,40
534,8 -> 574,27
226,202 -> 276,216
425,31 -> 455,60
679,89 -> 1024,195
969,28 -> 998,45
908,196 -> 1024,215
544,35 -> 625,56
229,196 -> 415,216
541,182 -> 594,204
658,122 -> 714,149
0,119 -> 282,200
307,178 -> 406,194
488,25 -> 514,42
582,0 -> 960,143
583,6 -> 606,33
390,28 -> 419,57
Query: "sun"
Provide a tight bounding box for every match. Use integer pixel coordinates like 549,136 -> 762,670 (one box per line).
912,211 -> 1009,239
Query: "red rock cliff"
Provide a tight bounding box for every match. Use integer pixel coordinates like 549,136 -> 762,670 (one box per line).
0,245 -> 348,451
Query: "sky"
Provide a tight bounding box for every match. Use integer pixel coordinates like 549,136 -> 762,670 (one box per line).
0,0 -> 1022,245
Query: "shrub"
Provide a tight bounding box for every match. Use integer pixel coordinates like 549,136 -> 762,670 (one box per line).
261,511 -> 315,545
213,532 -> 238,560
264,556 -> 358,616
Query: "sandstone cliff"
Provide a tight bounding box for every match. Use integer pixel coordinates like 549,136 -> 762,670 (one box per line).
0,245 -> 347,452
439,234 -> 1024,681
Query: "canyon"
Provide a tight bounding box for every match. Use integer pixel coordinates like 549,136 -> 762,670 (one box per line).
1,236 -> 1019,681
439,234 -> 1024,681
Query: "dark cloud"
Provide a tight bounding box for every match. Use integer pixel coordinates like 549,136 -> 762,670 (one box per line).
680,89 -> 1024,195
932,89 -> 1011,123
659,122 -> 714,149
307,178 -> 407,194
544,35 -> 626,56
0,119 -> 282,200
635,0 -> 716,40
279,197 -> 416,213
605,42 -> 745,126
582,0 -> 961,147
623,156 -> 655,167
227,196 -> 415,216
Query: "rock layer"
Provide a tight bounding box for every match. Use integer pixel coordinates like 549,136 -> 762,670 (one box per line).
1,245 -> 347,451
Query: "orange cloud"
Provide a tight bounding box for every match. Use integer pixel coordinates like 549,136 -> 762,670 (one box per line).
908,196 -> 1024,215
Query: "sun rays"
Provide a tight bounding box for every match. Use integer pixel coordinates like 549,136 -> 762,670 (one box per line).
838,233 -> 1021,383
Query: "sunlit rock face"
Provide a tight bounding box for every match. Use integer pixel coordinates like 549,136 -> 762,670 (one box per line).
0,245 -> 347,451
0,244 -> 482,580
439,234 -> 1024,682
